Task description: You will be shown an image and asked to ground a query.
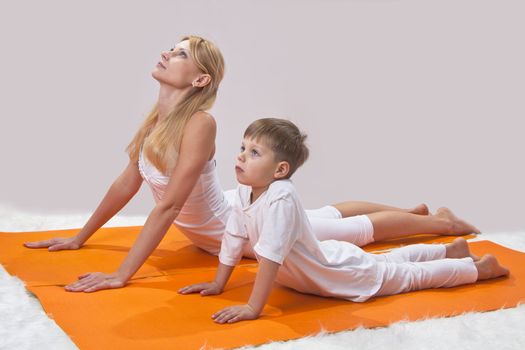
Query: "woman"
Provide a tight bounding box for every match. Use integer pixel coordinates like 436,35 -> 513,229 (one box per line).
25,35 -> 479,292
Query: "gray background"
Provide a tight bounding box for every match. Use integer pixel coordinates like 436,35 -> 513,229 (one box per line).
1,0 -> 523,232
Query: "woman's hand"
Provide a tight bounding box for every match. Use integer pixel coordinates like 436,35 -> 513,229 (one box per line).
65,272 -> 126,293
212,304 -> 259,324
24,237 -> 82,251
178,281 -> 222,296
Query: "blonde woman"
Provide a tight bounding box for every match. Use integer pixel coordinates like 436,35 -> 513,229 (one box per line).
25,36 -> 479,293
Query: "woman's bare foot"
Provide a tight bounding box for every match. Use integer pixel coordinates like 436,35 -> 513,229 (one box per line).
435,207 -> 481,235
475,254 -> 510,280
409,203 -> 430,216
445,238 -> 480,261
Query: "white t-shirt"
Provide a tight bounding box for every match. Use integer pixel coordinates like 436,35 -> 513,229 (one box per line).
219,180 -> 384,302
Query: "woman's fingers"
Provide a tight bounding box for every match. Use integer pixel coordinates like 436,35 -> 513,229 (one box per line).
66,276 -> 97,291
69,279 -> 103,292
49,239 -> 80,251
65,273 -> 123,293
65,280 -> 94,292
24,237 -> 78,251
84,279 -> 123,293
48,243 -> 67,251
83,284 -> 107,293
24,239 -> 56,248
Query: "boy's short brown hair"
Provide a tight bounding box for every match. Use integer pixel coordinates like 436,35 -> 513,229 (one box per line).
244,118 -> 309,179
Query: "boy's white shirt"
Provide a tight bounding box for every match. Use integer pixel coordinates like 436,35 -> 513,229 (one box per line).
219,180 -> 385,302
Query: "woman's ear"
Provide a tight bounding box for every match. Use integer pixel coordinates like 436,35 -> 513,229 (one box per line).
192,74 -> 212,88
274,161 -> 290,180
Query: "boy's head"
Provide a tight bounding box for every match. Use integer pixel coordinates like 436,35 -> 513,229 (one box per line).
235,118 -> 309,188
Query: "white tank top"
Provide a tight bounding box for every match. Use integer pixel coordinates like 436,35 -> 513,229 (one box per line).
137,149 -> 232,255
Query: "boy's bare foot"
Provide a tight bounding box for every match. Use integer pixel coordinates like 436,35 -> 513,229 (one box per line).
435,207 -> 481,235
410,203 -> 430,216
475,254 -> 510,280
445,238 -> 479,261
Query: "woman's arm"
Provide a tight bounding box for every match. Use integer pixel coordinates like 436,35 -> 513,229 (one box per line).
24,158 -> 143,251
65,112 -> 217,292
212,257 -> 280,324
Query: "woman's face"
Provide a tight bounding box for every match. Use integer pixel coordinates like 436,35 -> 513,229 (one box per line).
152,40 -> 202,89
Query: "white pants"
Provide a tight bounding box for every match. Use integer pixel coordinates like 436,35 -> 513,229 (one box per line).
373,244 -> 478,297
226,190 -> 376,247
306,206 -> 375,247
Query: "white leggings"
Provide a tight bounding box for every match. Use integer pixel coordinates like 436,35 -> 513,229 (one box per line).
373,244 -> 478,297
306,206 -> 375,247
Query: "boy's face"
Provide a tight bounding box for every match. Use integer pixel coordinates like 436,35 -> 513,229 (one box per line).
235,137 -> 287,189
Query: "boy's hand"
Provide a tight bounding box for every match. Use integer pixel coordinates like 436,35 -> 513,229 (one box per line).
178,281 -> 222,296
212,304 -> 259,324
24,237 -> 82,251
65,272 -> 126,292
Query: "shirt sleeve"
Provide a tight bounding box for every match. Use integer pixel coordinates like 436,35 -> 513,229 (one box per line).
253,195 -> 300,265
218,208 -> 248,266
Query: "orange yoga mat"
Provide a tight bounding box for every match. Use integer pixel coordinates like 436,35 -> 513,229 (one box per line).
0,227 -> 523,349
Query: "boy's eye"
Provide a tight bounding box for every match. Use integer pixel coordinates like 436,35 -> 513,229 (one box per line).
178,51 -> 187,58
240,146 -> 245,152
251,149 -> 259,156
169,47 -> 174,52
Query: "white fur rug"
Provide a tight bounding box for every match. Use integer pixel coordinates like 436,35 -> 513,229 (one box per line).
1,205 -> 524,350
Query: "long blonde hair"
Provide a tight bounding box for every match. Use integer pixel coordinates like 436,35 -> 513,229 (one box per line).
126,35 -> 225,174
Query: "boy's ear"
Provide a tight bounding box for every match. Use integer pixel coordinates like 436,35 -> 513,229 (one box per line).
274,161 -> 290,179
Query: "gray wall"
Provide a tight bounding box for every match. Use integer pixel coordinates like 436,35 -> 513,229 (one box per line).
1,0 -> 523,232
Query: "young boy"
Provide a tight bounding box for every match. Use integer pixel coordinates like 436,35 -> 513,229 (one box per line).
179,118 -> 509,324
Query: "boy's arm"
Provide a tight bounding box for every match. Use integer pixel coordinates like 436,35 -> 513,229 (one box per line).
212,257 -> 280,324
178,262 -> 235,295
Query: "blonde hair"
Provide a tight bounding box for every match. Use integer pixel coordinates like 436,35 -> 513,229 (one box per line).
126,35 -> 225,174
244,118 -> 309,179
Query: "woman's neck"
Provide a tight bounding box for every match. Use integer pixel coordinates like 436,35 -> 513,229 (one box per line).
157,84 -> 191,121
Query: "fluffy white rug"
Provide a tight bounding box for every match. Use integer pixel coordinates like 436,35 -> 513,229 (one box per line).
1,205 -> 524,350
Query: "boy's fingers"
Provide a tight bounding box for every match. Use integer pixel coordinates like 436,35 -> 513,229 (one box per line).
221,312 -> 235,323
180,283 -> 211,294
182,285 -> 198,293
228,315 -> 241,323
214,312 -> 227,323
212,309 -> 224,319
202,287 -> 219,296
78,273 -> 94,279
214,308 -> 234,323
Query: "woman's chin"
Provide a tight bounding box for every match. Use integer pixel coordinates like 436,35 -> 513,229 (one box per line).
151,70 -> 162,81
